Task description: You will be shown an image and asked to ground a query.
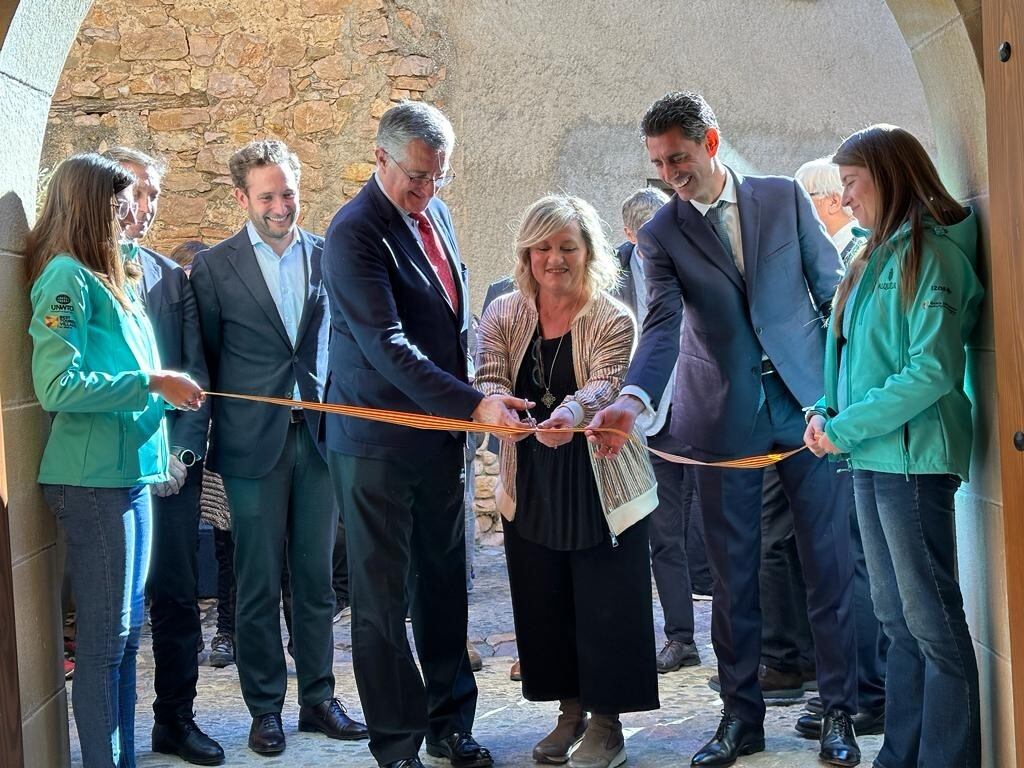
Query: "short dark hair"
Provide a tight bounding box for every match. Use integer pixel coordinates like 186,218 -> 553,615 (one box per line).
640,91 -> 719,143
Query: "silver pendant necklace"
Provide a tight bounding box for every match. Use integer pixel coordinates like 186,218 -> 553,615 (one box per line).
534,327 -> 567,409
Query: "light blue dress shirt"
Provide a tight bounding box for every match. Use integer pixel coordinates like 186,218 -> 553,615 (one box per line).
246,221 -> 328,402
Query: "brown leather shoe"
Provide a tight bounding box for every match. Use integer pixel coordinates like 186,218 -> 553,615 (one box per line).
248,713 -> 285,755
533,699 -> 589,764
707,664 -> 805,699
298,698 -> 369,741
510,659 -> 522,681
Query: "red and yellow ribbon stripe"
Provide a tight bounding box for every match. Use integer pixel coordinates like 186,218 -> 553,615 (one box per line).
205,391 -> 804,469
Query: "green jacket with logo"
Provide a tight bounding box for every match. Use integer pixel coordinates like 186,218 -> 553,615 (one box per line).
816,210 -> 983,480
29,254 -> 170,487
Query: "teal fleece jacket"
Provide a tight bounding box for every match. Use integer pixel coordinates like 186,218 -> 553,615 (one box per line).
29,254 -> 170,487
816,210 -> 983,480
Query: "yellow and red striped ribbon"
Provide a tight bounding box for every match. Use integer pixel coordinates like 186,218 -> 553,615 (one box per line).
205,391 -> 804,469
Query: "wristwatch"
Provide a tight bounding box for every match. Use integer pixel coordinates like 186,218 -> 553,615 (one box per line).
173,447 -> 198,467
803,406 -> 828,425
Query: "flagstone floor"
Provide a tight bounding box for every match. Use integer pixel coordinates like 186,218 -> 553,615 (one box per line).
67,546 -> 881,767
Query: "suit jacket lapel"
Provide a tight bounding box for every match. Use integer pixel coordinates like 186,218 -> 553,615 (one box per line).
139,248 -> 165,319
675,198 -> 745,293
225,228 -> 292,348
734,172 -> 761,300
295,231 -> 323,344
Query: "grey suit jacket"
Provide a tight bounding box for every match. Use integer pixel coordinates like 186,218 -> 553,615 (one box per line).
138,247 -> 210,456
626,170 -> 840,458
189,227 -> 329,478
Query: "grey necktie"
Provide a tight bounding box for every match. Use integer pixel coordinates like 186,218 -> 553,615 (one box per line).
706,200 -> 742,275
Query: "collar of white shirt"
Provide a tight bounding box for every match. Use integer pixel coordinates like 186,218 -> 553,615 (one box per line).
245,220 -> 302,256
831,220 -> 858,254
691,169 -> 738,217
373,172 -> 424,231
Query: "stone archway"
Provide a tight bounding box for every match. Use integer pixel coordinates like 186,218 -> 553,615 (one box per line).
0,2 -> 1018,766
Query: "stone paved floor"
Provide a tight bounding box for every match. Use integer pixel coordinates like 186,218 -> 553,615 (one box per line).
68,546 -> 881,767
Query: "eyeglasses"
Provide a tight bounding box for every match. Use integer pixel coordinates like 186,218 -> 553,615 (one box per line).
386,152 -> 456,189
112,198 -> 140,220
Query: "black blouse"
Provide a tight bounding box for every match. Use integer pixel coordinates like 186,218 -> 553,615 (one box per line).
512,329 -> 605,551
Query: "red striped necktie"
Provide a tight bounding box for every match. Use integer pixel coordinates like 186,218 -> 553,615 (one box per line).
410,211 -> 459,313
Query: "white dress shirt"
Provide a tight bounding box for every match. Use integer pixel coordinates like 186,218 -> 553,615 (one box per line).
691,170 -> 745,275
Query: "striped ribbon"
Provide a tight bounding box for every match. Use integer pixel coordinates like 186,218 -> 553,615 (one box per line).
205,391 -> 805,469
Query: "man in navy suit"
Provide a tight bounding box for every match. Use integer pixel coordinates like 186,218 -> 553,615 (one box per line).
322,101 -> 526,768
104,146 -> 224,766
190,140 -> 367,756
589,92 -> 859,767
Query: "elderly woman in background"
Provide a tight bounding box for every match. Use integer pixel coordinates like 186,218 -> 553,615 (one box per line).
476,194 -> 659,768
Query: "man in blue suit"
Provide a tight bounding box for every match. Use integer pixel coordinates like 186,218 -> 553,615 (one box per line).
589,92 -> 859,767
322,101 -> 526,768
190,140 -> 367,756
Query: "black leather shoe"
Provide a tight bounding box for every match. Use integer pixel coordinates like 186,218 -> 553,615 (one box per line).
691,712 -> 765,766
152,717 -> 225,766
656,639 -> 701,673
819,709 -> 861,767
381,759 -> 425,768
795,707 -> 884,739
248,713 -> 285,755
298,697 -> 369,740
425,732 -> 494,768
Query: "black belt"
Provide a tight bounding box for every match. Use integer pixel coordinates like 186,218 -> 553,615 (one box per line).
761,359 -> 777,376
289,409 -> 305,423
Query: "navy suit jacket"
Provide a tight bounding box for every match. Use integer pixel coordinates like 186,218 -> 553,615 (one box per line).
321,179 -> 482,461
138,247 -> 210,457
626,170 -> 841,458
189,228 -> 329,478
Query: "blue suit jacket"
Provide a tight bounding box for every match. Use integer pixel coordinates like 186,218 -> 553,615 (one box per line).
189,228 -> 329,477
139,247 -> 210,457
626,170 -> 840,458
321,179 -> 482,461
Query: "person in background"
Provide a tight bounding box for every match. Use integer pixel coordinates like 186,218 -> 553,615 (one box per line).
476,194 -> 660,768
167,238 -> 239,671
805,124 -> 983,768
27,153 -> 203,768
618,187 -> 706,674
103,146 -> 222,767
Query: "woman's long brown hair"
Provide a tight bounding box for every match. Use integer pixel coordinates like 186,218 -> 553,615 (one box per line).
831,124 -> 966,335
27,153 -> 139,311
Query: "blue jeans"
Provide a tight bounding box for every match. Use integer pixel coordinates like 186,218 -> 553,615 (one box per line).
44,484 -> 152,768
853,471 -> 980,768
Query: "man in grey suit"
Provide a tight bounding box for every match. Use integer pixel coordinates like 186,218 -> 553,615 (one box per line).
589,92 -> 859,767
104,146 -> 224,767
190,140 -> 367,757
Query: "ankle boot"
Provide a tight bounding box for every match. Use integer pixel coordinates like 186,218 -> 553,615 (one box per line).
567,713 -> 625,768
532,699 -> 589,764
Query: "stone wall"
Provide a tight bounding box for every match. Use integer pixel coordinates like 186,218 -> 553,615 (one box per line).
43,0 -> 449,251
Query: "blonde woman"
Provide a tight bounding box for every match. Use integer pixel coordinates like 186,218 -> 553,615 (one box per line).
476,195 -> 659,768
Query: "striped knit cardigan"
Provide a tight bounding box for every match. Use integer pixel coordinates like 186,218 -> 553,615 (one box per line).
475,288 -> 658,538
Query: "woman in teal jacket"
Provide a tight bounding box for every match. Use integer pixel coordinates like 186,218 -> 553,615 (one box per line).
803,125 -> 982,768
27,154 -> 203,768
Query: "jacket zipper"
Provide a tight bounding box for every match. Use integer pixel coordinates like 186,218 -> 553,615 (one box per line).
117,413 -> 127,472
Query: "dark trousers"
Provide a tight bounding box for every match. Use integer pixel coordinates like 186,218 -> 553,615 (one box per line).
213,528 -> 235,636
282,513 -> 349,643
759,466 -> 814,674
760,469 -> 888,711
854,471 -> 978,768
222,423 -> 338,715
504,516 -> 659,714
695,372 -> 857,724
150,461 -> 204,724
648,429 -> 700,644
329,441 -> 477,766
